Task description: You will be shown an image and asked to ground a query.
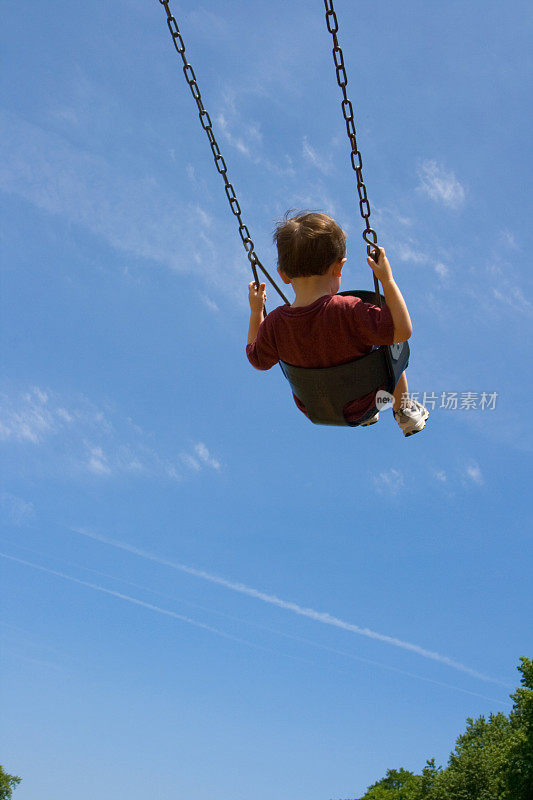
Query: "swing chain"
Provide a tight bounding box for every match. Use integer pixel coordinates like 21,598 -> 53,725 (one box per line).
324,0 -> 380,264
158,0 -> 289,305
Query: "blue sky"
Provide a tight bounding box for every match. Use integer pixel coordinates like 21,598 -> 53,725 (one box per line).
1,1 -> 532,798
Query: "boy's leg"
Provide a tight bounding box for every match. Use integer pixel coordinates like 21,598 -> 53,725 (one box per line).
393,371 -> 408,412
393,372 -> 429,436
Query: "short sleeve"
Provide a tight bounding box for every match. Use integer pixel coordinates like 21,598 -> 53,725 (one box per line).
353,301 -> 395,347
246,313 -> 279,370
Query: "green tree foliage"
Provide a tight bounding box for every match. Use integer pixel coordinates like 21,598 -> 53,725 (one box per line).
355,767 -> 422,800
502,657 -> 533,800
351,657 -> 532,800
428,712 -> 511,800
0,766 -> 21,800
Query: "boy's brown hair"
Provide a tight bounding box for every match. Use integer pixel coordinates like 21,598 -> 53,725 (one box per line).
273,211 -> 346,278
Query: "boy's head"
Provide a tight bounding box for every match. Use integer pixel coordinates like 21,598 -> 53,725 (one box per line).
273,211 -> 346,279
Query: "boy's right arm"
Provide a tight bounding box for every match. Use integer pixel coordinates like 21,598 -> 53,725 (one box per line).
367,248 -> 412,342
247,281 -> 267,340
246,281 -> 279,370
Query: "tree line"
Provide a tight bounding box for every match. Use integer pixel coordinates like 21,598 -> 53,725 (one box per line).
348,657 -> 532,800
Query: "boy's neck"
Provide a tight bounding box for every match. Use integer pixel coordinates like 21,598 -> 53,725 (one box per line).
290,273 -> 340,308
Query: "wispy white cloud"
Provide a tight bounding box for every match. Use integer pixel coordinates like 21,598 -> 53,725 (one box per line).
217,113 -> 253,157
181,442 -> 221,473
181,453 -> 201,472
499,229 -> 519,250
86,445 -> 112,476
463,461 -> 484,486
54,107 -> 79,126
493,286 -> 532,314
417,159 -> 466,209
372,205 -> 413,230
467,258 -> 533,319
194,442 -> 221,470
373,468 -> 404,496
0,493 -> 34,526
434,262 -> 450,279
302,137 -> 334,176
1,386 -> 221,483
192,203 -> 213,229
185,163 -> 213,201
375,464 -> 472,493
0,110 -> 248,299
396,242 -> 428,264
200,294 -> 220,312
214,93 -> 295,178
187,8 -> 231,39
0,387 -> 80,444
216,89 -> 263,155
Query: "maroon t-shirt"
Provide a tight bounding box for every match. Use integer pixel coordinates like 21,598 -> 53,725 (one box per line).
246,293 -> 395,422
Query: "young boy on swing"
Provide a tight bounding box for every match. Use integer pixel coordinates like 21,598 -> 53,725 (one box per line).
246,211 -> 429,435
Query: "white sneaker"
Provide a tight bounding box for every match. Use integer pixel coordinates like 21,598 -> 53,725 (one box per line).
360,411 -> 379,427
394,400 -> 429,437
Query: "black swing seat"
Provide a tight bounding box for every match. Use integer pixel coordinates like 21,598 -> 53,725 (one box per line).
279,290 -> 410,427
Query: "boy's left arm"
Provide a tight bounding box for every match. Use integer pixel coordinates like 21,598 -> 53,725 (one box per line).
247,281 -> 266,345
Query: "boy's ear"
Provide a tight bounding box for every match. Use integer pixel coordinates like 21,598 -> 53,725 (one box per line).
332,257 -> 347,277
277,266 -> 292,285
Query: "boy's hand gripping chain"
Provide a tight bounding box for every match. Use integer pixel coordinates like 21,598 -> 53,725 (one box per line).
158,0 -> 289,307
324,0 -> 382,302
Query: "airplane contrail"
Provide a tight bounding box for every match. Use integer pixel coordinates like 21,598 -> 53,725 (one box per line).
70,527 -> 507,686
0,552 -> 309,661
0,550 -> 508,703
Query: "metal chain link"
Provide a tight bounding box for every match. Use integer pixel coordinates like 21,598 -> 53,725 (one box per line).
158,0 -> 289,305
324,0 -> 382,300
